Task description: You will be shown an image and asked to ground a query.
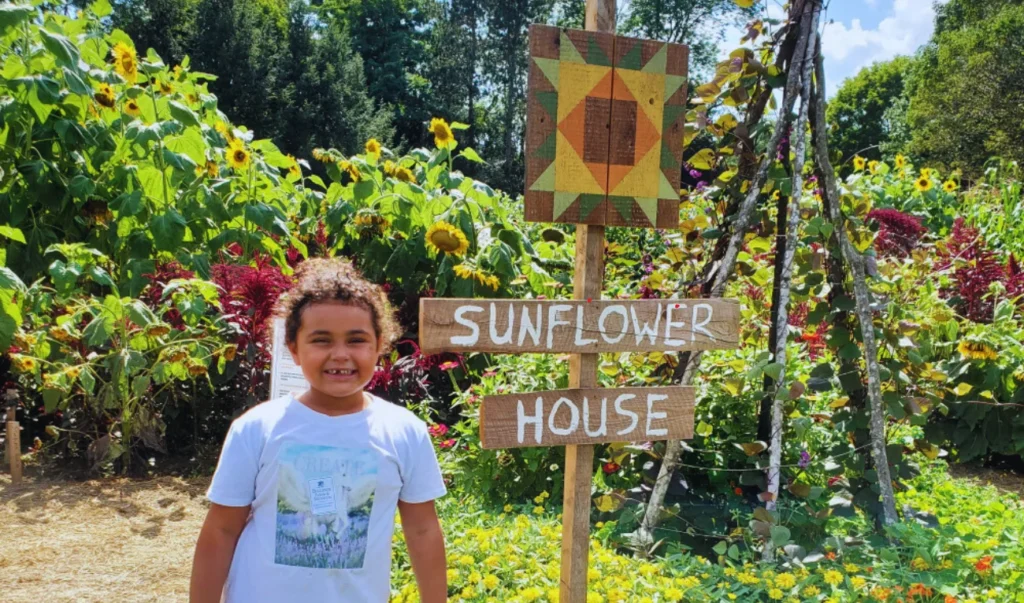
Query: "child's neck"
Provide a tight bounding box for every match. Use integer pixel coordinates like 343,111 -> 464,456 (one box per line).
298,388 -> 368,417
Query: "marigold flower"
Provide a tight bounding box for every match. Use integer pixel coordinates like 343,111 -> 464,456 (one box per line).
974,555 -> 993,573
823,569 -> 843,586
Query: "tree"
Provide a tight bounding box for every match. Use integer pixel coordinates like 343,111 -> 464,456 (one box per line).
620,0 -> 756,76
111,0 -> 199,65
906,2 -> 1024,178
826,57 -> 911,163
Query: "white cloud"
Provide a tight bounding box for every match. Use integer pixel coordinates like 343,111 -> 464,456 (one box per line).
821,0 -> 945,92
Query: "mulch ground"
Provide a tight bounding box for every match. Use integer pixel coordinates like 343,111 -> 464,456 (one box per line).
0,473 -> 211,603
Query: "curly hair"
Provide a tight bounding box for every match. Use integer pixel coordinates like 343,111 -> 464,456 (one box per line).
274,258 -> 401,353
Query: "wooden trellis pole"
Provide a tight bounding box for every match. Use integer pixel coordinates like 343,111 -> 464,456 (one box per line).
6,406 -> 21,484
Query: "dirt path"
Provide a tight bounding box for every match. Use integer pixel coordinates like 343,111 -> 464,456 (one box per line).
0,474 -> 210,603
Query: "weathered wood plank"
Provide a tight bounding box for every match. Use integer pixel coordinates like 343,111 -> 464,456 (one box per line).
480,386 -> 694,449
419,298 -> 740,354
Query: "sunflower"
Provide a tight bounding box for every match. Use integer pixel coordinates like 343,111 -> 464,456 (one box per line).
10,354 -> 37,373
339,160 -> 361,181
958,340 -> 997,361
383,160 -> 397,177
425,221 -> 469,256
365,138 -> 382,157
124,99 -> 141,117
429,117 -> 455,149
205,161 -> 219,178
158,80 -> 175,95
111,42 -> 138,83
943,180 -> 958,193
94,83 -> 116,108
914,176 -> 933,193
868,160 -> 881,174
214,121 -> 235,143
395,166 -> 415,183
920,167 -> 933,179
287,154 -> 300,179
894,154 -> 907,169
227,140 -> 250,170
853,156 -> 866,171
454,264 -> 475,279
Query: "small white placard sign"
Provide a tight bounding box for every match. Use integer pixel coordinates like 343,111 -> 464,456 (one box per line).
270,317 -> 310,400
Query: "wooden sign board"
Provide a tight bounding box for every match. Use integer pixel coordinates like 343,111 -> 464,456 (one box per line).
480,386 -> 693,449
524,24 -> 689,228
270,318 -> 310,400
419,298 -> 740,354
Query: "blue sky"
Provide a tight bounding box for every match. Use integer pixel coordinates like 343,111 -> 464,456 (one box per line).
713,0 -> 945,95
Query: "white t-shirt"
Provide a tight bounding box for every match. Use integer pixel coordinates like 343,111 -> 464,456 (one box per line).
206,393 -> 447,602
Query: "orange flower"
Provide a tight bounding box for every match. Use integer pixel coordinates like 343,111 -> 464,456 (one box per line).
826,551 -> 837,561
975,555 -> 993,573
944,596 -> 957,603
907,583 -> 932,598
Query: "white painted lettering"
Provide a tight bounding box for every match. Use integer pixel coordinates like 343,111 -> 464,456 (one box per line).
489,303 -> 514,345
614,393 -> 639,435
598,304 -> 629,344
664,303 -> 688,346
645,393 -> 669,437
630,305 -> 662,345
692,303 -> 715,341
549,397 -> 580,436
573,305 -> 598,346
517,397 -> 544,444
518,305 -> 542,346
547,304 -> 572,349
582,396 -> 608,437
451,305 -> 483,346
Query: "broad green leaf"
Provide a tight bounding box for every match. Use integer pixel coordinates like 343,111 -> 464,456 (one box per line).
770,525 -> 791,545
151,209 -> 187,251
90,0 -> 112,17
458,148 -> 485,163
40,29 -> 81,68
0,225 -> 25,243
763,362 -> 783,381
0,4 -> 35,35
695,421 -> 713,437
169,101 -> 201,127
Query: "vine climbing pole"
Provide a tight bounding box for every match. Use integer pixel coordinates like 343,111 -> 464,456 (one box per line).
638,0 -> 899,557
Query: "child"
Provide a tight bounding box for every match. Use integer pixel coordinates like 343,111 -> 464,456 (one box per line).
190,258 -> 448,603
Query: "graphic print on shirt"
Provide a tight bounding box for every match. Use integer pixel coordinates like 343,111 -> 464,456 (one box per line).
275,443 -> 379,569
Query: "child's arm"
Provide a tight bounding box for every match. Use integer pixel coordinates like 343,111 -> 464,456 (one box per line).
189,503 -> 250,603
398,500 -> 447,603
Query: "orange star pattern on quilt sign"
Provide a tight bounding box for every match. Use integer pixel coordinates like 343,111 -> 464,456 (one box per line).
524,24 -> 688,229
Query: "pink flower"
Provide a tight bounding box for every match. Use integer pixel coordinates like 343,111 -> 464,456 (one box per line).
428,424 -> 449,438
439,439 -> 456,449
439,361 -> 460,371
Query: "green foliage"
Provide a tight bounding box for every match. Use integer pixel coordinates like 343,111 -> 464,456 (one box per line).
906,2 -> 1024,178
393,463 -> 1024,601
826,57 -> 911,164
620,0 -> 756,77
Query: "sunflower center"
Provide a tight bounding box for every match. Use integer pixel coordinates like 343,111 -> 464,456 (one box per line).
234,150 -> 246,162
429,230 -> 461,252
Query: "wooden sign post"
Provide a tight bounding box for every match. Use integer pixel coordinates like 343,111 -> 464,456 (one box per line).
418,2 -> 738,600
6,406 -> 21,484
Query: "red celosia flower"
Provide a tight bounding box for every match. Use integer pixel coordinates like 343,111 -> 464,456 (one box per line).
733,487 -> 743,496
937,219 -> 1006,322
867,208 -> 927,258
975,555 -> 993,573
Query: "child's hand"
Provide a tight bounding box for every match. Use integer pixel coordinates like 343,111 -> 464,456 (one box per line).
190,503 -> 250,603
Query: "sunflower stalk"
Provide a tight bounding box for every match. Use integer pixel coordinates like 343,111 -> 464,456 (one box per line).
633,0 -> 822,557
810,45 -> 899,527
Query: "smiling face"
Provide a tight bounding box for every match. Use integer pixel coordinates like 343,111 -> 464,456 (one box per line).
286,301 -> 381,412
